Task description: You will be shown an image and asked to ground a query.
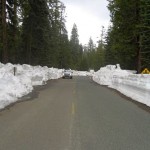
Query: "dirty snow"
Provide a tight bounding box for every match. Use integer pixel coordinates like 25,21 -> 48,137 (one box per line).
93,64 -> 150,107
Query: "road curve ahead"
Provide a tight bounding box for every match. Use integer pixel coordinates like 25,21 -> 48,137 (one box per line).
0,77 -> 150,150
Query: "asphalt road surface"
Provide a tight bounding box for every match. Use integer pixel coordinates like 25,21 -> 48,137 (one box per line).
0,77 -> 150,150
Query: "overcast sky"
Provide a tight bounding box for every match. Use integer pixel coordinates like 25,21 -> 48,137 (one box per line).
61,0 -> 110,45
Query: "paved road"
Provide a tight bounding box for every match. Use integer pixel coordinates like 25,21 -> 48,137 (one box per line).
0,77 -> 150,150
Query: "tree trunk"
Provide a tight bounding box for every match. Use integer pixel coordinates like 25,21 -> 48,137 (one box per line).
135,1 -> 141,73
0,0 -> 2,44
2,0 -> 8,63
13,0 -> 17,63
137,36 -> 141,73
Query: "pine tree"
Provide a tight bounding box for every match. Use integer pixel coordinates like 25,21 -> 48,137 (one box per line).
80,53 -> 89,71
88,37 -> 95,52
0,0 -> 77,68
0,0 -> 8,63
47,0 -> 70,68
86,37 -> 96,69
58,33 -> 71,68
139,0 -> 150,70
0,0 -> 3,60
70,23 -> 81,69
95,26 -> 105,70
7,0 -> 20,63
106,0 -> 141,71
21,0 -> 50,66
47,0 -> 63,67
0,0 -> 21,63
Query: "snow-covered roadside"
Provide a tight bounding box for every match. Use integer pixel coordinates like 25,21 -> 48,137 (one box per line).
93,65 -> 150,107
0,63 -> 63,109
73,70 -> 93,76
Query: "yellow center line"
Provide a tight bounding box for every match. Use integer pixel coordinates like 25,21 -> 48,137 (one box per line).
72,103 -> 75,115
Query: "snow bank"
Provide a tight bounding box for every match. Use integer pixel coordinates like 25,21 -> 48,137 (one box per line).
93,64 -> 150,107
0,63 -> 63,109
73,70 -> 92,76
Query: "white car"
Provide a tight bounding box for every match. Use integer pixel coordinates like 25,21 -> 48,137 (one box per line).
63,69 -> 73,79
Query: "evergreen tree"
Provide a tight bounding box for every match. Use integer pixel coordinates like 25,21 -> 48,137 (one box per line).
47,0 -> 70,68
0,0 -> 23,63
106,0 -> 141,71
0,0 -> 8,63
7,0 -> 20,63
0,0 -> 3,61
87,37 -> 95,52
21,0 -> 50,65
0,0 -> 72,67
58,34 -> 71,69
80,52 -> 89,71
139,0 -> 150,70
48,0 -> 64,67
105,26 -> 119,65
87,37 -> 96,69
83,33 -> 105,71
70,23 -> 81,69
95,27 -> 105,70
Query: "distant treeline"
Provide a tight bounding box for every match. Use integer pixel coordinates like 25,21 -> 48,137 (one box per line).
0,0 -> 150,72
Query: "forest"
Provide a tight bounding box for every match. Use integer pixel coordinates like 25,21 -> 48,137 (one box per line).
0,0 -> 150,72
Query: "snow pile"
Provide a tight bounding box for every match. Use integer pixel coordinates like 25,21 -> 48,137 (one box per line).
0,63 -> 63,109
93,64 -> 150,107
73,70 -> 92,76
93,64 -> 129,85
